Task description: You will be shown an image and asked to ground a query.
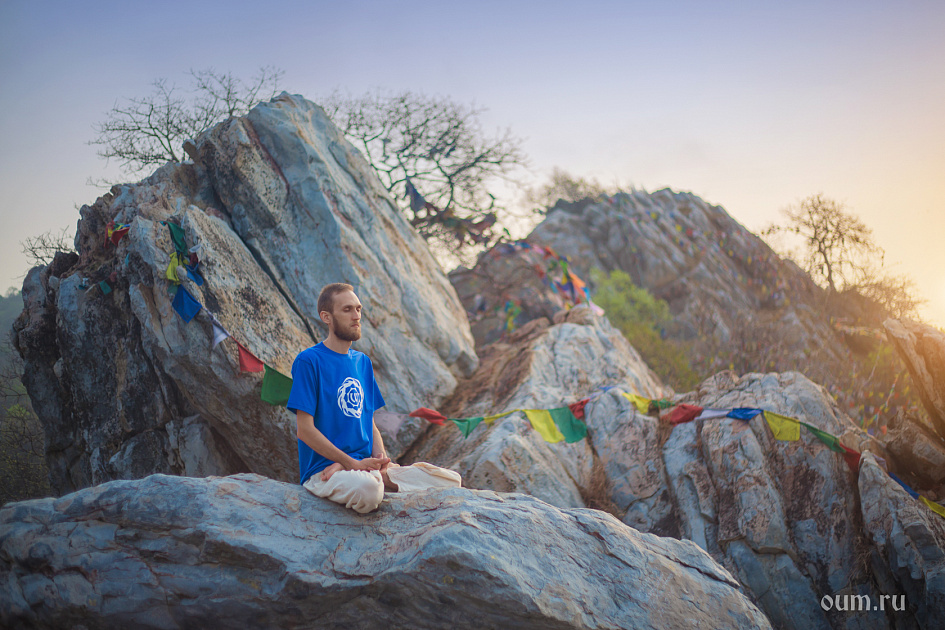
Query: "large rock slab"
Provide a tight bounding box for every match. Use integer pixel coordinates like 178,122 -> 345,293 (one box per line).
0,473 -> 771,629
13,94 -> 476,494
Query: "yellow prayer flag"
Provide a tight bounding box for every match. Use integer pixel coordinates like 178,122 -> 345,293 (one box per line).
166,253 -> 184,284
921,496 -> 945,519
621,392 -> 651,414
523,409 -> 566,443
484,410 -> 515,423
764,411 -> 801,441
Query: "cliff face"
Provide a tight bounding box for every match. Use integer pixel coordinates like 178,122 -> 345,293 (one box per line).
12,93 -> 477,495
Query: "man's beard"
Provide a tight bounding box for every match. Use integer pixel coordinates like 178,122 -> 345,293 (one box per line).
333,324 -> 361,342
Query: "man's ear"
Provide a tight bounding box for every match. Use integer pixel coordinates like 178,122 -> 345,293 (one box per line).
319,310 -> 332,326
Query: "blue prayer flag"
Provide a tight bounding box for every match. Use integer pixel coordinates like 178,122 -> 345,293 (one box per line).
888,472 -> 920,499
172,285 -> 202,323
727,408 -> 763,420
186,264 -> 205,286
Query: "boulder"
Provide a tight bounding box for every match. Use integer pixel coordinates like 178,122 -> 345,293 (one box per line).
884,318 -> 945,443
13,94 -> 477,494
0,473 -> 771,629
403,307 -> 668,513
858,452 -> 945,629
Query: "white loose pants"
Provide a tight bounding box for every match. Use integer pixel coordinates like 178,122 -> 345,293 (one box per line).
302,462 -> 462,514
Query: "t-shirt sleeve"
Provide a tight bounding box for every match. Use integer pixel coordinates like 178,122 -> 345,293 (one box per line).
287,355 -> 318,417
373,376 -> 385,411
368,358 -> 385,411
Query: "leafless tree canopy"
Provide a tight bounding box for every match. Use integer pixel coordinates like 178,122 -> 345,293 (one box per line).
323,90 -> 529,253
21,227 -> 75,268
527,167 -> 611,211
763,193 -> 922,319
91,67 -> 283,174
764,194 -> 882,293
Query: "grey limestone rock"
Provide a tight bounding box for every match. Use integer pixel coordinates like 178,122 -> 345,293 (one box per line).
0,473 -> 771,629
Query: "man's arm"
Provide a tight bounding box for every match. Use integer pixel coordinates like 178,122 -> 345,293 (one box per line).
371,417 -> 388,460
296,410 -> 389,475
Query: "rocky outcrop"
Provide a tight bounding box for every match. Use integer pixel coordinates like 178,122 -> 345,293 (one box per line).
403,307 -> 667,514
884,318 -> 945,443
529,191 -> 834,366
453,190 -> 859,397
0,473 -> 771,629
13,94 -> 477,495
403,304 -> 943,629
858,452 -> 945,630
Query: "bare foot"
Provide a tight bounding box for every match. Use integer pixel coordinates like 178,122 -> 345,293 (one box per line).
381,469 -> 399,492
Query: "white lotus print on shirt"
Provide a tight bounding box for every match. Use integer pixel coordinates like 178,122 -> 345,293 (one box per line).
337,377 -> 363,418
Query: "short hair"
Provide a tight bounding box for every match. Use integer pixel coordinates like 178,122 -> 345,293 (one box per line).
317,283 -> 354,316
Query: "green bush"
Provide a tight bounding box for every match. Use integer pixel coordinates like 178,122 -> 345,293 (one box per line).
591,269 -> 699,391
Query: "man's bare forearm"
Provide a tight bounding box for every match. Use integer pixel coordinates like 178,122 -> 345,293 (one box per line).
372,419 -> 388,459
296,410 -> 358,468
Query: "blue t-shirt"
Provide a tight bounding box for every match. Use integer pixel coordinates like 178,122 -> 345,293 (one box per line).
287,343 -> 386,484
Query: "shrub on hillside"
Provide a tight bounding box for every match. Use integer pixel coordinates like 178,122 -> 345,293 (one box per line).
591,269 -> 699,391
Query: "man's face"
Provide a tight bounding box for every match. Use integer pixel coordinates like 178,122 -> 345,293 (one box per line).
324,290 -> 362,342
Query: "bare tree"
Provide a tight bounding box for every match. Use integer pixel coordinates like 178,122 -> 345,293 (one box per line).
91,67 -> 283,174
323,90 -> 529,253
21,227 -> 75,268
764,194 -> 881,293
527,167 -> 611,211
190,67 -> 283,120
851,272 -> 924,319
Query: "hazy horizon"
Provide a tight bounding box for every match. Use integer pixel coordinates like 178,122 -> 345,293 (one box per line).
2,0 -> 943,325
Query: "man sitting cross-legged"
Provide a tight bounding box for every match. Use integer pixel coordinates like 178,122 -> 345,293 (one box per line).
288,282 -> 461,514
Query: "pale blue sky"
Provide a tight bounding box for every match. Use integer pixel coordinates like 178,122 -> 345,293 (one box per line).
2,1 -> 943,323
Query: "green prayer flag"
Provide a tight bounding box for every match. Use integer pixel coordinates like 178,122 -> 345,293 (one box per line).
450,417 -> 484,438
802,423 -> 844,453
166,221 -> 188,255
549,407 -> 587,443
261,365 -> 293,406
523,409 -> 566,443
649,398 -> 674,412
98,281 -> 112,295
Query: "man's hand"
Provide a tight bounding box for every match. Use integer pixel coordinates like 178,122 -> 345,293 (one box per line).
320,462 -> 344,481
320,456 -> 391,482
347,456 -> 390,472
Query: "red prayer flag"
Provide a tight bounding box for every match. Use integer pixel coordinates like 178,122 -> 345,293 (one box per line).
664,404 -> 704,425
409,407 -> 447,425
110,226 -> 130,245
237,342 -> 264,373
568,398 -> 590,420
839,444 -> 861,473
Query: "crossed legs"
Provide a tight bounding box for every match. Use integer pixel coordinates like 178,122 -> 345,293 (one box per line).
303,462 -> 462,514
